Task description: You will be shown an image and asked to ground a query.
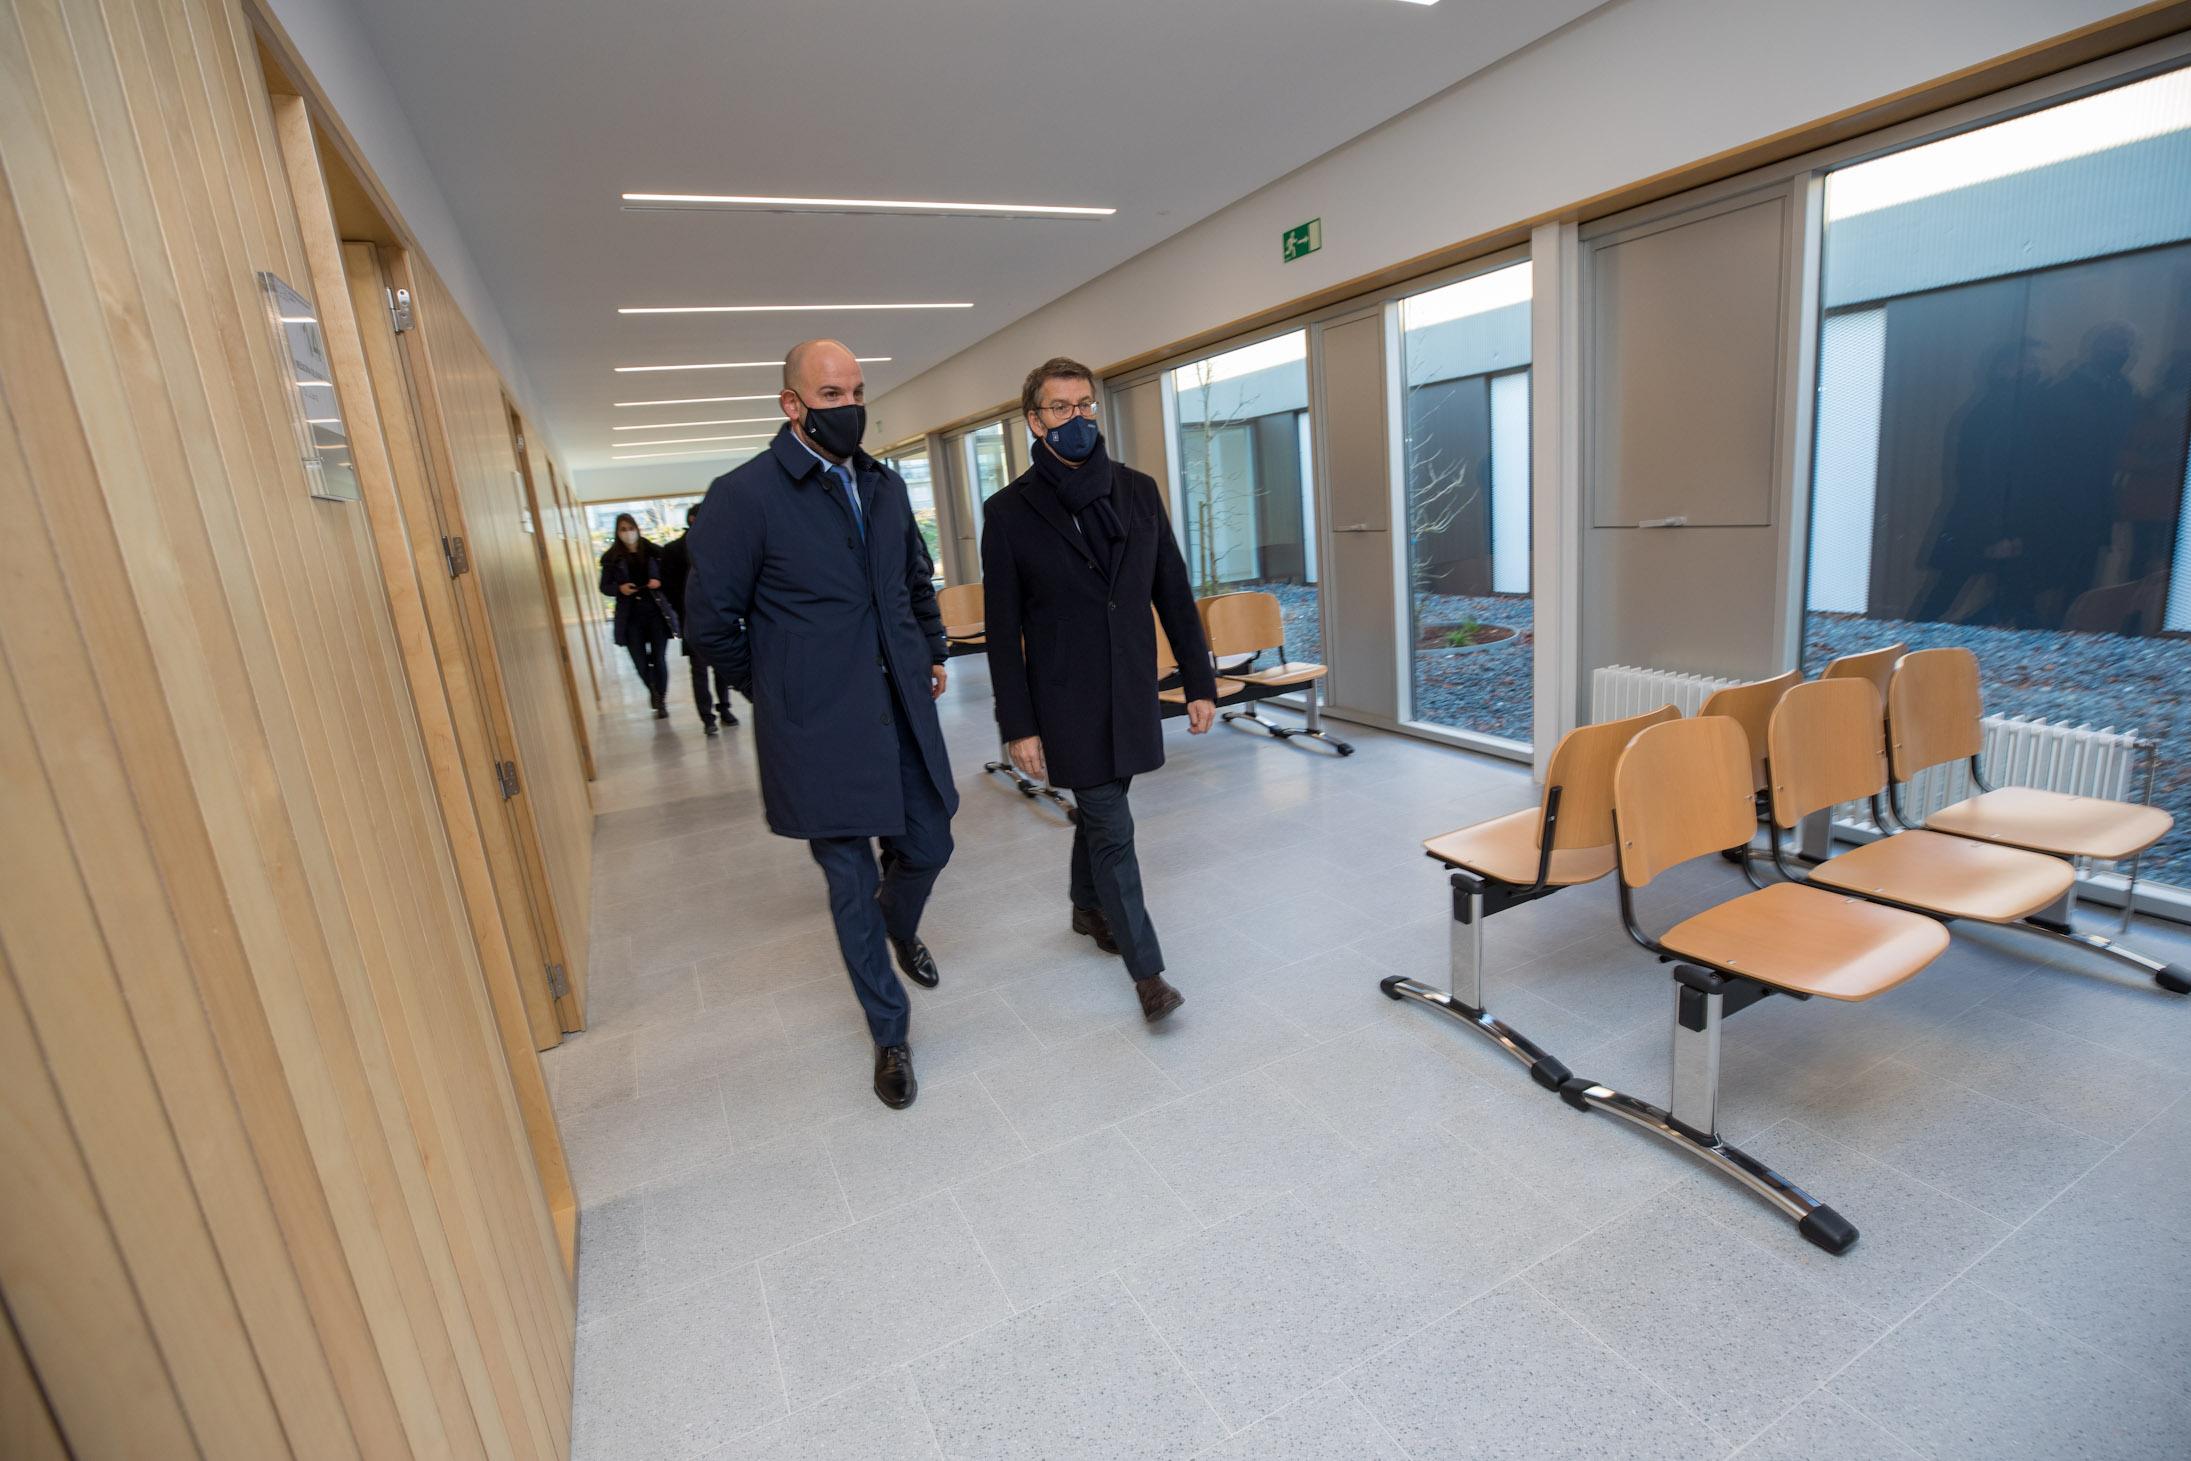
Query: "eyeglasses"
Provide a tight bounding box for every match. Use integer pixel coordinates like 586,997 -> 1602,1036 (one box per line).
1034,400 -> 1100,422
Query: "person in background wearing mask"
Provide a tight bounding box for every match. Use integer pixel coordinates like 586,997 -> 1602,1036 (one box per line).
685,340 -> 956,1110
981,357 -> 1216,1022
657,502 -> 739,736
599,511 -> 674,719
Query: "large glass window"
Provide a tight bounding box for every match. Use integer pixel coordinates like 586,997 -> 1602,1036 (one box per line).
1399,262 -> 1534,745
1804,65 -> 2191,885
1170,331 -> 1320,662
883,446 -> 943,582
962,421 -> 1010,549
586,496 -> 700,557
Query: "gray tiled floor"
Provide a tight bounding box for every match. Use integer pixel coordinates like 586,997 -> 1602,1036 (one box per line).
553,654 -> 2191,1459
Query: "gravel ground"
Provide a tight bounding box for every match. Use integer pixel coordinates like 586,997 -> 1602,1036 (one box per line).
1807,613 -> 2188,887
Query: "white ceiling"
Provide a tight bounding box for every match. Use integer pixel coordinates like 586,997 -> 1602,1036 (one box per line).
346,0 -> 1599,490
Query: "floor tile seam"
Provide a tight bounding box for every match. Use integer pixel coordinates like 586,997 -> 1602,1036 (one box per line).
750,1258 -> 795,1425
1952,1262 -> 2191,1416
943,1186 -> 1019,1317
1512,1272 -> 1742,1453
1718,1382 -> 1828,1460
1105,1120 -> 1215,1242
902,1362 -> 949,1459
1117,1273 -> 1237,1440
1336,1372 -> 1424,1461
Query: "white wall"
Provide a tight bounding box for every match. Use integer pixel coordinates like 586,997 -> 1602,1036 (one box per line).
869,0 -> 2122,442
266,0 -> 556,456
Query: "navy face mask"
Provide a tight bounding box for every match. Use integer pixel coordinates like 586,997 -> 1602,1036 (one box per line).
1044,414 -> 1100,462
795,396 -> 867,458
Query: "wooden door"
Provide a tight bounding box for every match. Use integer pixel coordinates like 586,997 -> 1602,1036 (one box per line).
354,246 -> 587,1037
506,404 -> 597,780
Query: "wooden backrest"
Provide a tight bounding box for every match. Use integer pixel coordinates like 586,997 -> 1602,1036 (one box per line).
1821,643 -> 1905,705
1698,669 -> 1800,793
1768,678 -> 1887,827
1153,607 -> 1178,677
1200,591 -> 1287,659
936,583 -> 982,628
1614,716 -> 1757,887
1541,704 -> 1681,851
1887,647 -> 1984,780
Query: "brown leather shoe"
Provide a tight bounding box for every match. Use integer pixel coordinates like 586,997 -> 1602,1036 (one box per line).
1134,975 -> 1184,1023
1071,903 -> 1120,956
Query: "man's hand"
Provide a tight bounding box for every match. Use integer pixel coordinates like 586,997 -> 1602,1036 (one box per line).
1187,699 -> 1216,734
646,578 -> 662,589
618,582 -> 638,595
1007,735 -> 1046,781
931,664 -> 949,700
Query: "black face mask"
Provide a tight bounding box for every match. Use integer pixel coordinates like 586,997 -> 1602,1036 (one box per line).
794,395 -> 866,459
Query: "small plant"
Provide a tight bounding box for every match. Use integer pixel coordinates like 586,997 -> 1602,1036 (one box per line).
1443,619 -> 1486,648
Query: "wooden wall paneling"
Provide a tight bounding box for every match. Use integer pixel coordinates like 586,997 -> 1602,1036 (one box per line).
392,251 -> 593,1028
267,93 -> 569,1460
0,1296 -> 70,1461
346,246 -> 570,1066
343,242 -> 582,1258
508,404 -> 597,780
0,0 -> 575,1451
546,457 -> 605,709
0,939 -> 200,1460
373,251 -> 572,1049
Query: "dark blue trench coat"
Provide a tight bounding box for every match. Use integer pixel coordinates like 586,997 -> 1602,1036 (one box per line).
686,426 -> 958,840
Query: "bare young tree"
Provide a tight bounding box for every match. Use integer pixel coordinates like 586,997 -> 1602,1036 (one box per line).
1177,358 -> 1268,598
1401,369 -> 1483,602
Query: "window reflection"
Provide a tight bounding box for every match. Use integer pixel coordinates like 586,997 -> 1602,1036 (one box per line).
1806,64 -> 2191,885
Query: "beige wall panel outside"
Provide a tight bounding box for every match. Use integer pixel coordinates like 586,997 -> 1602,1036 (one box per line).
0,1299 -> 68,1461
1580,188 -> 1795,683
0,0 -> 575,1453
1312,310 -> 1400,719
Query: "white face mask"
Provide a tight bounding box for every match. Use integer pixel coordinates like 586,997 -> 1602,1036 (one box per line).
618,529 -> 638,546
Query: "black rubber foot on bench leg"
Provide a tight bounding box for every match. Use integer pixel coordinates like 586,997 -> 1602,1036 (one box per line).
1527,1056 -> 1574,1092
2157,964 -> 2191,995
1556,1076 -> 1594,1112
1798,1206 -> 1859,1256
1378,975 -> 1406,1000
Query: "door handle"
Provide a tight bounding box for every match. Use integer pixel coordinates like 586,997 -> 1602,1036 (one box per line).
1332,522 -> 1380,533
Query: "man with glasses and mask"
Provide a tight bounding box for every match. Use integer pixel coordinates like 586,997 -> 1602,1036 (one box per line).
686,339 -> 956,1110
982,357 -> 1216,1022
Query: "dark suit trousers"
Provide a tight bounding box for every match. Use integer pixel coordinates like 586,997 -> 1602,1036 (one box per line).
624,624 -> 670,698
1068,778 -> 1164,980
806,687 -> 953,1046
688,655 -> 736,724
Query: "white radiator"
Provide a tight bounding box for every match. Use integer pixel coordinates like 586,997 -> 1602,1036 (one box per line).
1837,716 -> 2146,856
1589,664 -> 1737,721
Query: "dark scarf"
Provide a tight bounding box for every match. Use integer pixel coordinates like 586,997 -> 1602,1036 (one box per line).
1032,435 -> 1124,578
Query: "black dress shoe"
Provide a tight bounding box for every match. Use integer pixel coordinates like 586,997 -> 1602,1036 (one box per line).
1134,975 -> 1184,1023
1071,903 -> 1120,956
889,935 -> 940,989
718,702 -> 739,726
704,720 -> 720,737
874,1043 -> 917,1109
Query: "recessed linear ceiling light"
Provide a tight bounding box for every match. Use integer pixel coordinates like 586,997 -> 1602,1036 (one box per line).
621,192 -> 1113,219
612,432 -> 775,448
613,393 -> 780,408
611,415 -> 780,431
612,446 -> 763,461
617,303 -> 969,316
615,356 -> 892,373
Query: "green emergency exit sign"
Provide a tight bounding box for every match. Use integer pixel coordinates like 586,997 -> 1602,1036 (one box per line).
1282,218 -> 1322,262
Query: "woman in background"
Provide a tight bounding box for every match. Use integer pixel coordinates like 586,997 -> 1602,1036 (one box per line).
599,512 -> 674,718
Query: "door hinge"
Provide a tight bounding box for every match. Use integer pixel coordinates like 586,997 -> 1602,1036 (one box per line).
545,963 -> 570,999
386,285 -> 414,333
442,533 -> 470,577
495,759 -> 521,799
514,433 -> 526,453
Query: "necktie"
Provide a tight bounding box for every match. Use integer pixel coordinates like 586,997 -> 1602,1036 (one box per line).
832,464 -> 864,540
